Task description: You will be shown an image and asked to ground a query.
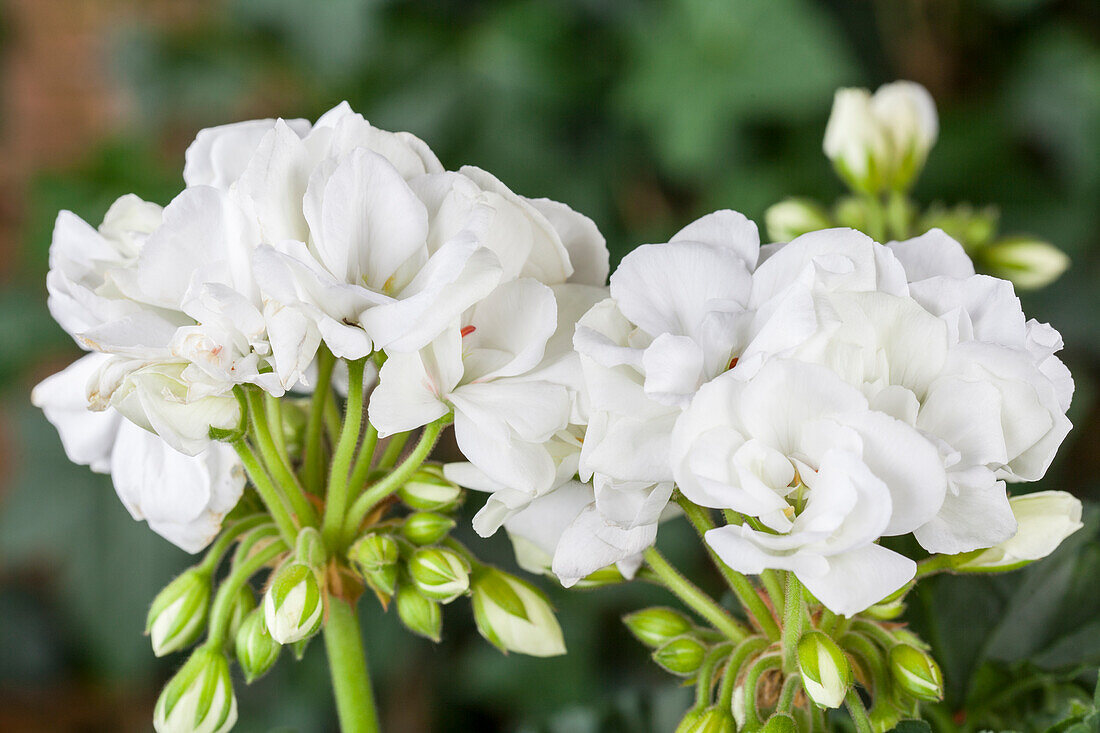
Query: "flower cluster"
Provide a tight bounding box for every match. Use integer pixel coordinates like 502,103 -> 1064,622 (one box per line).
33,101 -> 608,552
483,215 -> 1075,616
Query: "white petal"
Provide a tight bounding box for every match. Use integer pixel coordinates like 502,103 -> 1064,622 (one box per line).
552,504 -> 657,587
525,198 -> 609,286
799,543 -> 915,616
670,209 -> 760,268
31,354 -> 121,473
886,228 -> 975,282
913,478 -> 1016,555
184,117 -> 310,188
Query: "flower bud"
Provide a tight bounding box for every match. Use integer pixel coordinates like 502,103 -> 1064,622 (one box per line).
471,569 -> 566,657
153,646 -> 237,733
824,88 -> 890,194
761,713 -> 798,733
225,586 -> 256,647
956,491 -> 1083,573
263,562 -> 323,645
147,568 -> 211,657
798,631 -> 853,709
408,547 -> 470,603
349,533 -> 400,597
623,607 -> 694,648
652,635 -> 707,677
889,644 -> 944,702
870,80 -> 938,190
764,198 -> 832,243
398,466 -> 463,511
401,511 -> 457,546
395,582 -> 442,642
677,706 -> 735,733
920,203 -> 998,249
235,608 -> 280,683
983,237 -> 1070,290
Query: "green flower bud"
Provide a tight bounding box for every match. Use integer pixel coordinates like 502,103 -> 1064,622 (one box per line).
147,568 -> 211,657
653,635 -> 707,677
263,562 -> 323,645
294,526 -> 326,569
983,237 -> 1070,290
225,586 -> 256,648
395,582 -> 442,642
765,198 -> 832,242
349,533 -> 400,597
471,569 -> 565,657
398,465 -> 463,511
153,646 -> 237,733
571,564 -> 627,588
889,644 -> 943,702
678,706 -> 735,733
234,608 -> 280,683
761,713 -> 799,733
623,607 -> 694,648
401,511 -> 457,546
798,631 -> 853,709
862,596 -> 906,621
408,547 -> 469,603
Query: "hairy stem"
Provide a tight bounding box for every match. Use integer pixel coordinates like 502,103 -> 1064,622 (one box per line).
781,572 -> 805,672
233,440 -> 298,544
302,347 -> 335,494
207,538 -> 288,644
324,596 -> 381,733
247,389 -> 317,528
322,359 -> 366,550
641,547 -> 749,642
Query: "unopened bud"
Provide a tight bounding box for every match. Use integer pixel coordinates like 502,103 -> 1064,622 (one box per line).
761,713 -> 798,733
235,608 -> 280,683
983,237 -> 1070,290
798,631 -> 853,709
765,198 -> 831,242
862,596 -> 906,621
408,547 -> 469,603
147,568 -> 211,657
294,527 -> 326,569
153,646 -> 237,733
889,644 -> 944,702
653,635 -> 707,677
824,88 -> 891,194
956,491 -> 1083,573
402,511 -> 456,546
398,466 -> 463,511
678,706 -> 735,733
395,582 -> 442,642
870,80 -> 938,191
263,562 -> 323,644
349,533 -> 399,597
471,569 -> 565,657
225,586 -> 256,647
623,607 -> 694,648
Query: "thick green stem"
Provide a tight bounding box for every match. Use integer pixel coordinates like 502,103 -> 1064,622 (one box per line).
642,547 -> 748,642
719,636 -> 770,710
324,596 -> 380,733
247,390 -> 317,528
845,689 -> 875,733
740,651 -> 782,728
760,570 -> 785,613
264,393 -> 288,466
342,418 -> 449,543
694,642 -> 734,709
233,440 -> 298,544
676,497 -> 781,640
207,538 -> 288,644
781,572 -> 804,672
198,515 -> 267,574
322,359 -> 366,550
843,632 -> 895,721
777,674 -> 802,714
347,422 -> 380,502
378,431 -> 411,469
302,348 -> 336,493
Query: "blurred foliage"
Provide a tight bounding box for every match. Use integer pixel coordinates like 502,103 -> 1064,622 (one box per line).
2,0 -> 1100,731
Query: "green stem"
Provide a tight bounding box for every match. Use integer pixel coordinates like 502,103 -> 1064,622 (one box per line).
247,390 -> 317,528
324,391 -> 341,446
378,431 -> 411,469
760,570 -> 785,614
322,359 -> 366,550
676,497 -> 781,640
324,596 -> 381,733
843,632 -> 893,720
915,551 -> 983,579
642,547 -> 748,642
233,440 -> 298,544
845,689 -> 874,733
342,417 -> 450,543
347,422 -> 380,503
777,674 -> 802,714
207,538 -> 288,644
781,572 -> 804,672
741,651 -> 782,729
850,619 -> 899,652
819,608 -> 840,635
302,348 -> 335,494
198,515 -> 268,574
694,642 -> 734,709
719,636 -> 770,711
264,393 -> 288,466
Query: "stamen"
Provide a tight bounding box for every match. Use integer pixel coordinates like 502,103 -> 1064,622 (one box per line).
460,325 -> 476,338
728,356 -> 739,370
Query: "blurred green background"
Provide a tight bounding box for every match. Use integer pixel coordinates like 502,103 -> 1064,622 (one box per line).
1,0 -> 1098,731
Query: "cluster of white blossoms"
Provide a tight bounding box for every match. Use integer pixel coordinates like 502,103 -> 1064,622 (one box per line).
476,212 -> 1075,615
33,101 -> 609,552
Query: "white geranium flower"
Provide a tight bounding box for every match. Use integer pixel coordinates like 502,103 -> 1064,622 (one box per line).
672,361 -> 945,615
32,354 -> 245,552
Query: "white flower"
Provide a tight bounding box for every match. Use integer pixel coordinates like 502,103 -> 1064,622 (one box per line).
672,361 -> 943,615
956,490 -> 1083,571
824,80 -> 938,192
32,354 -> 245,552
